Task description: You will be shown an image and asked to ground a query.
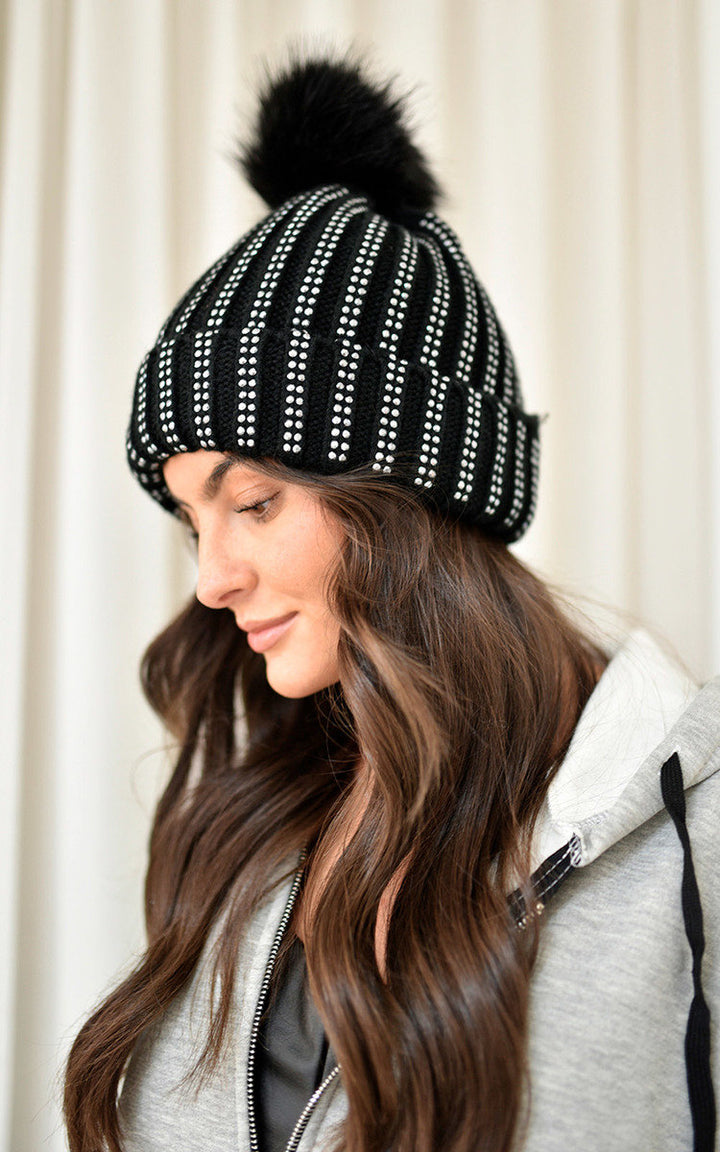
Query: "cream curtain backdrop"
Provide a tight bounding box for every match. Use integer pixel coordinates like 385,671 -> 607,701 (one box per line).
1,1 -> 718,1149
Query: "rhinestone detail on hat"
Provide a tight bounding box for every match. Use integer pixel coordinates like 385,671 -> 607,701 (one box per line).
416,233 -> 450,370
476,280 -> 504,399
157,245 -> 240,345
165,196 -> 301,342
236,187 -> 344,450
193,331 -> 217,449
236,326 -> 260,449
378,232 -> 417,355
413,369 -> 446,487
515,433 -> 540,538
134,352 -> 155,453
157,339 -> 188,452
453,384 -> 484,503
504,419 -> 527,530
409,232 -> 454,487
329,215 -> 388,463
418,214 -> 480,388
284,198 -> 366,454
373,231 -> 418,474
372,359 -> 407,474
485,404 -> 509,516
128,182 -> 539,541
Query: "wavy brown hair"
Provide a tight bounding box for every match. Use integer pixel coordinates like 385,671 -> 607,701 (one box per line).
63,455 -> 607,1152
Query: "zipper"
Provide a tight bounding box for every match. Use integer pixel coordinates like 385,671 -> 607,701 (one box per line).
246,849 -> 342,1152
246,837 -> 582,1147
284,1065 -> 342,1152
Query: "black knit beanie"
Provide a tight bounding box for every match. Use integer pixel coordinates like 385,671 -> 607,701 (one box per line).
126,54 -> 540,543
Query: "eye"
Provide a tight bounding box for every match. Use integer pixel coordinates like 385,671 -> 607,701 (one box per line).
233,495 -> 276,520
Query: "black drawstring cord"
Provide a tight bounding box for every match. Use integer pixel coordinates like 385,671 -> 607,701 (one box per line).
660,751 -> 716,1152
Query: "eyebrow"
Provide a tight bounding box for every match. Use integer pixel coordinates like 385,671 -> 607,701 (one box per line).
172,455 -> 249,509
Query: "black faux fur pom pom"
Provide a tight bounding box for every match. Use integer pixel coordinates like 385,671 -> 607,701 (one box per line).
238,53 -> 441,220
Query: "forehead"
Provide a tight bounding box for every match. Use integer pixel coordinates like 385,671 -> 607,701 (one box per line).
162,451 -> 266,499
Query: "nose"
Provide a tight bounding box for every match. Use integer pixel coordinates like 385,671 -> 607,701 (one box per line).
195,524 -> 250,610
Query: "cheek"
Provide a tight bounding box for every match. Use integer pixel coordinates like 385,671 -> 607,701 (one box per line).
276,512 -> 342,597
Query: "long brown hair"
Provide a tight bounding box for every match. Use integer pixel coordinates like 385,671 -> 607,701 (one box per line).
63,456 -> 607,1152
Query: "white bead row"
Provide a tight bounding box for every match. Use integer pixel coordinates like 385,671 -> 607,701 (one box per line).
484,404 -> 510,515
515,434 -> 540,537
453,384 -> 484,504
377,230 -> 417,356
237,188 -> 343,452
282,327 -> 313,455
247,187 -> 341,331
134,351 -> 155,453
157,242 -> 240,343
500,318 -> 517,404
204,199 -> 301,332
413,357 -> 447,487
235,326 -> 259,450
373,354 -> 406,474
157,338 -> 187,451
504,419 -> 526,529
283,199 -> 366,454
476,280 -> 502,398
328,215 -> 388,462
419,214 -> 479,387
415,232 -> 450,369
193,331 -> 217,449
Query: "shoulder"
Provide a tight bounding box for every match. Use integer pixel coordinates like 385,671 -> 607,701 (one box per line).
520,764 -> 719,1151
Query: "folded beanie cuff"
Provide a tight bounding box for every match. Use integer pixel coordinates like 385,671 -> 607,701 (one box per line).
127,319 -> 539,544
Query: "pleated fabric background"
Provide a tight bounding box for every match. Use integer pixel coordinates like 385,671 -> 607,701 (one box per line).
1,2 -> 719,1149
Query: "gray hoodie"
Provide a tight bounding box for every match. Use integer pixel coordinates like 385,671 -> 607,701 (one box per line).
117,629 -> 720,1152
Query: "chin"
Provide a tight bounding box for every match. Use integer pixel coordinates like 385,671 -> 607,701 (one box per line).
264,660 -> 340,699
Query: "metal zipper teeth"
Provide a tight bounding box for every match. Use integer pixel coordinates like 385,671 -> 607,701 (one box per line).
284,1064 -> 342,1152
247,834 -> 583,1147
247,853 -> 307,1152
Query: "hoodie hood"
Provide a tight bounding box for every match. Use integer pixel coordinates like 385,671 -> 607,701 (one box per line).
522,627 -> 720,1152
530,627 -> 720,873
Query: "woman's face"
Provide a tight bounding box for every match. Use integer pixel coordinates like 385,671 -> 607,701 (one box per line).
162,450 -> 345,699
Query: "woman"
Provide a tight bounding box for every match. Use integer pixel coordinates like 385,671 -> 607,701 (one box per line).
63,53 -> 718,1152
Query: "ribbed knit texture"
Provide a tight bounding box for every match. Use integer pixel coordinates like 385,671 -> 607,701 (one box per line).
127,183 -> 539,542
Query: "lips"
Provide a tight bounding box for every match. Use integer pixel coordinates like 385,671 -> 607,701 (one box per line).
240,611 -> 297,634
243,612 -> 298,653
